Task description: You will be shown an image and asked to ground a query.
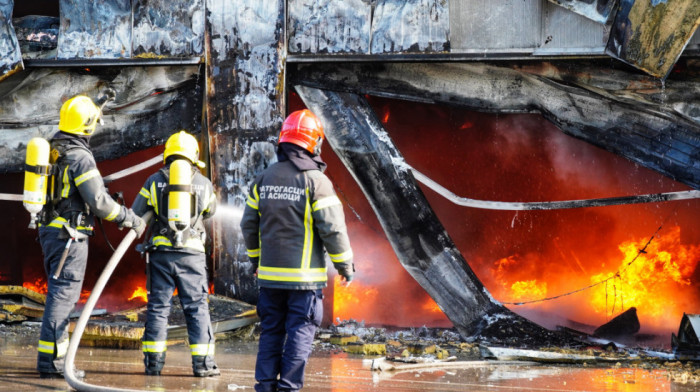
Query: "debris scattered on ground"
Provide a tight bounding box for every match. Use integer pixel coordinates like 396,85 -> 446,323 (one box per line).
594,307 -> 640,341
3,286 -> 700,384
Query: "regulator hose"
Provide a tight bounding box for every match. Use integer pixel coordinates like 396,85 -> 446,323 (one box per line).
65,211 -> 153,392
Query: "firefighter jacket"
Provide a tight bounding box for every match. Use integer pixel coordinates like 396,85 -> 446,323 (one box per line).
240,153 -> 354,290
42,134 -> 127,235
132,163 -> 217,254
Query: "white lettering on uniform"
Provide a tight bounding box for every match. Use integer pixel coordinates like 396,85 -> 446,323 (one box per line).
260,185 -> 303,202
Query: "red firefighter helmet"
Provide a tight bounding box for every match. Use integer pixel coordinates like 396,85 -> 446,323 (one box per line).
279,109 -> 324,155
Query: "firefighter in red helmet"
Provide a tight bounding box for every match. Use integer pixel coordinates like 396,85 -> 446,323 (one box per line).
240,109 -> 354,392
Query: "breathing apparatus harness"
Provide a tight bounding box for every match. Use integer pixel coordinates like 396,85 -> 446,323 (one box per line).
139,159 -> 206,254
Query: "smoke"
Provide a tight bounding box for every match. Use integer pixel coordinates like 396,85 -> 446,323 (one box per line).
320,95 -> 700,334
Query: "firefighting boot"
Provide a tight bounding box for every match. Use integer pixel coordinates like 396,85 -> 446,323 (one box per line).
144,352 -> 165,376
192,355 -> 220,377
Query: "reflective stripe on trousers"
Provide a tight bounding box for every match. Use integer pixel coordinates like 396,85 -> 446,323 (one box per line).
142,251 -> 215,350
36,227 -> 89,374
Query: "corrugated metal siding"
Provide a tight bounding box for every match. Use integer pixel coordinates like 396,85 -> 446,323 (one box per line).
449,0 -> 543,52
284,0 -> 696,59
370,0 -> 450,53
288,0 -> 371,54
537,1 -> 606,55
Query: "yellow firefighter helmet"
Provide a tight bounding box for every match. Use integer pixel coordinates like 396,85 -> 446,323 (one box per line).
163,130 -> 205,168
58,95 -> 102,136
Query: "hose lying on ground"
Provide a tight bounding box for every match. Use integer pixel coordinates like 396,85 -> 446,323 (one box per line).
64,211 -> 153,392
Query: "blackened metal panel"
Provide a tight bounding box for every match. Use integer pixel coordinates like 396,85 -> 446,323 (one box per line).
606,0 -> 700,79
546,0 -> 616,24
450,0 -> 542,52
292,62 -> 700,190
206,0 -> 285,303
0,66 -> 202,171
13,16 -> 59,60
370,0 -> 449,53
297,86 -> 568,339
132,0 -> 205,57
0,0 -> 23,82
536,2 -> 607,55
57,0 -> 132,59
288,0 -> 371,54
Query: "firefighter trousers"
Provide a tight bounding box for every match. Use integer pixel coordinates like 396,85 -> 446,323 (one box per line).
142,251 -> 216,372
255,288 -> 323,392
36,227 -> 89,374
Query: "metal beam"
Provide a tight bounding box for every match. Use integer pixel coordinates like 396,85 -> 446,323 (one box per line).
205,0 -> 286,304
296,86 -> 502,336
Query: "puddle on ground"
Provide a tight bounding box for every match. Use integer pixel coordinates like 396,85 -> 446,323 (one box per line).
1,325 -> 699,391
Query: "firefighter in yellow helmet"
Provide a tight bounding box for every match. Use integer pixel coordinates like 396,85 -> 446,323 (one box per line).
37,95 -> 145,378
240,109 -> 354,392
131,130 -> 219,377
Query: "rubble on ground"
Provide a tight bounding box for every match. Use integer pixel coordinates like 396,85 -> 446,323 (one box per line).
3,286 -> 700,384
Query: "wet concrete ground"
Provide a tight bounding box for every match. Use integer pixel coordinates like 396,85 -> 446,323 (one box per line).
2,325 -> 700,391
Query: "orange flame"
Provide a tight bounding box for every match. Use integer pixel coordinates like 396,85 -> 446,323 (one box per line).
78,290 -> 91,304
422,297 -> 443,314
128,286 -> 148,302
23,277 -> 48,294
492,226 -> 700,331
510,280 -> 547,302
24,277 -> 90,303
589,226 -> 700,327
333,275 -> 379,321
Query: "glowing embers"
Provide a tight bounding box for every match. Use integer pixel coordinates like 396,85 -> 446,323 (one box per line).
22,277 -> 48,295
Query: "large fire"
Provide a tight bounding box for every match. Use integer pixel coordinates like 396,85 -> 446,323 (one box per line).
588,226 -> 700,329
493,226 -> 700,331
311,94 -> 700,337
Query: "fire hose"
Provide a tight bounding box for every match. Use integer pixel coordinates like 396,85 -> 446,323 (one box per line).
64,211 -> 153,392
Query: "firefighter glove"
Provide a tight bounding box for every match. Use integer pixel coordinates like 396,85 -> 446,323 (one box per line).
338,264 -> 354,283
120,208 -> 146,238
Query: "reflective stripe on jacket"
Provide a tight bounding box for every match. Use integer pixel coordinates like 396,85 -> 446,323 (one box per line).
43,136 -> 125,234
131,164 -> 217,254
240,160 -> 353,290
